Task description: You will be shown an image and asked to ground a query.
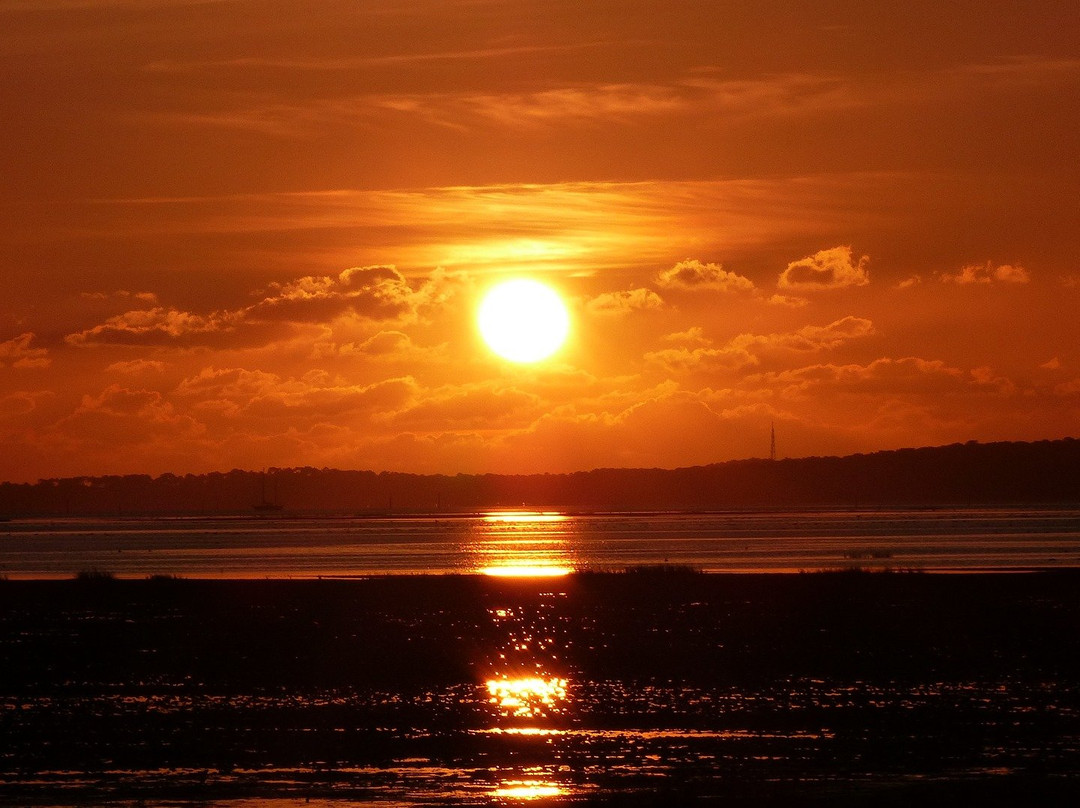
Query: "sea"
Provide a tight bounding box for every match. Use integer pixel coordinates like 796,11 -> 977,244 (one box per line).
3,507 -> 1080,579
3,508 -> 1080,805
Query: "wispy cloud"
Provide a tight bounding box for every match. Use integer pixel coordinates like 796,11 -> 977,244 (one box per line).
151,72 -> 854,137
86,176 -> 893,277
940,262 -> 1030,285
144,41 -> 624,73
646,316 -> 875,373
138,55 -> 1080,141
64,265 -> 434,349
0,333 -> 51,369
2,0 -> 235,9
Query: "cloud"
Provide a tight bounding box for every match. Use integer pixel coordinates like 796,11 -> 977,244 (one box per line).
0,333 -> 50,368
250,265 -> 415,322
144,52 -> 1080,142
1055,378 -> 1080,396
66,308 -> 235,346
767,294 -> 809,307
348,330 -> 413,355
646,316 -> 875,373
80,290 -> 159,305
451,84 -> 688,128
106,359 -> 168,375
389,382 -> 540,429
82,386 -> 169,416
175,366 -> 417,421
65,265 -> 426,349
750,357 -> 969,397
646,344 -> 754,373
778,246 -> 869,290
755,316 -> 876,352
940,262 -> 1030,285
218,70 -> 863,138
656,259 -> 756,292
969,366 -> 1017,395
329,330 -> 446,364
144,42 -> 602,73
586,288 -> 664,317
497,391 -> 748,472
0,390 -> 52,418
6,0 -> 235,8
82,177 -> 910,285
175,366 -> 281,400
55,385 -> 204,446
662,327 -> 709,346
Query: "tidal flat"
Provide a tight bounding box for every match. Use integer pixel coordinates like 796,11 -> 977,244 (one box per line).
2,570 -> 1080,805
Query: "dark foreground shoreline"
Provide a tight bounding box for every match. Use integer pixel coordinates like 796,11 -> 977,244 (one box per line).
3,570 -> 1080,805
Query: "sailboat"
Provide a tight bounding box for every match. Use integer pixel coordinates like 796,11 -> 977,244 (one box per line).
253,471 -> 284,512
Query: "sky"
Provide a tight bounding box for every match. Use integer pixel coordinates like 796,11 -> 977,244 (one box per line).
2,0 -> 1079,483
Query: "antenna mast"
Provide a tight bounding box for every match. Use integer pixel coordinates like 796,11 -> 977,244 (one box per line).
769,422 -> 776,461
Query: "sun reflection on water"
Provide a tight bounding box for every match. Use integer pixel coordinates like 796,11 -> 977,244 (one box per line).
486,676 -> 569,719
482,565 -> 572,577
469,510 -> 576,576
491,779 -> 567,799
483,510 -> 568,523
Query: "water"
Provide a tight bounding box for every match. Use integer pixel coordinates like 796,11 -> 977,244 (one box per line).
8,679 -> 1077,803
3,510 -> 1080,804
3,507 -> 1080,578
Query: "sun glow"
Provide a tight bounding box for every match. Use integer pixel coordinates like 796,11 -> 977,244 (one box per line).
478,279 -> 570,363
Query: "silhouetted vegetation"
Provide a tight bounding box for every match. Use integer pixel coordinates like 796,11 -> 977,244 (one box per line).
1,438 -> 1078,516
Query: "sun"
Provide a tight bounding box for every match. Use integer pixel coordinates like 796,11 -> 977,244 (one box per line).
477,279 -> 570,363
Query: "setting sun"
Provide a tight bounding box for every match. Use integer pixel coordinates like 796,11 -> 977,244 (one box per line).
477,279 -> 570,363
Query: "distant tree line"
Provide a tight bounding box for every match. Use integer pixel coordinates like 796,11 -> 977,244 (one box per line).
1,438 -> 1078,516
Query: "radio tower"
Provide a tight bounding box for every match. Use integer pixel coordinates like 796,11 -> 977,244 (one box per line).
769,422 -> 777,461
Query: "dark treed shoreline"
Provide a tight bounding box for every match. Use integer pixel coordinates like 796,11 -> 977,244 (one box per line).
2,437 -> 1079,516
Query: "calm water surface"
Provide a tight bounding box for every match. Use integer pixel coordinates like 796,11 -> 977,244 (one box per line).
3,539 -> 1080,805
3,508 -> 1080,578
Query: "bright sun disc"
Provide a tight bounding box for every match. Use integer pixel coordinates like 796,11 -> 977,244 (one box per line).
478,279 -> 569,363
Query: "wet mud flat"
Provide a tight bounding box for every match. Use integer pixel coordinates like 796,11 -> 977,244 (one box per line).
2,570 -> 1080,805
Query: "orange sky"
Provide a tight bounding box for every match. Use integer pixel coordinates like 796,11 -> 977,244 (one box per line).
2,1 -> 1079,482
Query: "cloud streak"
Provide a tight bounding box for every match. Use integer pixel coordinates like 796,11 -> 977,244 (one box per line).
646,317 -> 876,373
940,262 -> 1030,285
65,265 -> 435,350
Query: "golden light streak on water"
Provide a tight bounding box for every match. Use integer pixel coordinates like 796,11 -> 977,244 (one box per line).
491,779 -> 567,799
486,676 -> 569,718
482,510 -> 568,523
481,565 -> 573,577
469,510 -> 578,575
